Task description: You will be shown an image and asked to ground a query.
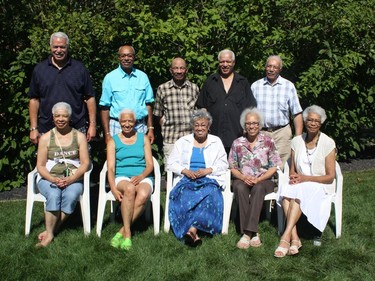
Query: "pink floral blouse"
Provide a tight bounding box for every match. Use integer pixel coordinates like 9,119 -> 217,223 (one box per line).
228,132 -> 282,178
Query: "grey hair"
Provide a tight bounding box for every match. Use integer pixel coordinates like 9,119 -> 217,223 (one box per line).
50,32 -> 69,46
265,55 -> 283,69
240,107 -> 264,130
302,105 -> 327,124
191,109 -> 213,128
218,49 -> 235,62
118,108 -> 136,121
52,102 -> 72,116
118,45 -> 136,55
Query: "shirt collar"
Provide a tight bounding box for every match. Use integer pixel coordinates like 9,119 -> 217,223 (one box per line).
263,75 -> 282,86
168,79 -> 190,89
118,65 -> 137,78
48,56 -> 72,68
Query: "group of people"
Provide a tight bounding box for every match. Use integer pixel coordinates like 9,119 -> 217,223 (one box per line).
29,31 -> 337,257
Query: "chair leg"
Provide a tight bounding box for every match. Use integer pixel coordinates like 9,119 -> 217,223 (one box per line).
335,202 -> 342,238
96,195 -> 107,237
151,195 -> 160,235
276,203 -> 285,235
25,198 -> 35,236
80,198 -> 91,236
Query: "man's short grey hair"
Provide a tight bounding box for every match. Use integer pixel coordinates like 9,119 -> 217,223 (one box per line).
119,108 -> 136,121
240,107 -> 264,130
50,32 -> 69,46
302,105 -> 327,124
218,49 -> 235,62
52,102 -> 72,117
265,55 -> 283,69
191,109 -> 213,128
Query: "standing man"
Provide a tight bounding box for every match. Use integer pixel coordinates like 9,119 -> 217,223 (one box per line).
28,32 -> 97,144
154,57 -> 199,161
251,55 -> 303,166
99,45 -> 154,144
196,49 -> 257,155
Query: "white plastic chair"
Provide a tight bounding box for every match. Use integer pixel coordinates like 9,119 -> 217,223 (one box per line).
164,169 -> 233,234
276,161 -> 343,238
96,157 -> 161,236
25,163 -> 93,236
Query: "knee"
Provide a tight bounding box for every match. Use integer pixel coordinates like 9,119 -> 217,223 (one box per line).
123,185 -> 136,199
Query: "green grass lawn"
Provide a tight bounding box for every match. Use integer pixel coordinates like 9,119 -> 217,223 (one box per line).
1,169 -> 374,281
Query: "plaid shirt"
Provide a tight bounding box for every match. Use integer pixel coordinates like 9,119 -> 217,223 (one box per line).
154,79 -> 199,143
251,76 -> 302,127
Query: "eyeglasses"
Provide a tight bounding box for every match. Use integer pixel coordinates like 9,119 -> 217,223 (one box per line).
53,114 -> 69,118
245,122 -> 259,127
306,119 -> 321,124
194,123 -> 208,128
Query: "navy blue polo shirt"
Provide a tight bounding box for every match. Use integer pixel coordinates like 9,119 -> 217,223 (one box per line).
28,56 -> 95,133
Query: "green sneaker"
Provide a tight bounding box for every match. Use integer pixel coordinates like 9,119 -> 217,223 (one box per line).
120,238 -> 132,251
110,232 -> 124,248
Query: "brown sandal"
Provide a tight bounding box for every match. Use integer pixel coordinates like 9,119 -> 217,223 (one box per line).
184,231 -> 202,247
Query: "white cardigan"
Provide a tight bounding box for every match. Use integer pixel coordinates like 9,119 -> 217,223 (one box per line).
166,134 -> 229,186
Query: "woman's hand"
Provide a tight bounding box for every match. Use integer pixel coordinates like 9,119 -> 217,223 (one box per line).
195,168 -> 212,178
289,173 -> 306,185
111,188 -> 123,202
242,175 -> 258,186
130,175 -> 144,186
182,168 -> 197,179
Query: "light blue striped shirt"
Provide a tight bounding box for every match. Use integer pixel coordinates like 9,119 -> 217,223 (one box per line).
100,66 -> 154,120
251,76 -> 302,127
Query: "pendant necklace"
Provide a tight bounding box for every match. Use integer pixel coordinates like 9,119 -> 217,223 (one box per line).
305,132 -> 320,174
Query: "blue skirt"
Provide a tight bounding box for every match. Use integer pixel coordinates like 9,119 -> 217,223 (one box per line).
169,176 -> 223,239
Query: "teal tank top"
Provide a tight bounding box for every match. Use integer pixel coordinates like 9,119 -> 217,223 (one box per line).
113,132 -> 146,178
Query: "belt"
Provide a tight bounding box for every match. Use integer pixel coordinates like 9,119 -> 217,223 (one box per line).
110,117 -> 146,122
261,123 -> 289,132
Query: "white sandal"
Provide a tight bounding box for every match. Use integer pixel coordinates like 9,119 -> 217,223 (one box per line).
274,239 -> 290,258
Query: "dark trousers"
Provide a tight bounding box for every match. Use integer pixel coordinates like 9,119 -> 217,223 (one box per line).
232,179 -> 275,234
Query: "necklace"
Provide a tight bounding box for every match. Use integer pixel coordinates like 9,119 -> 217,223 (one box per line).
304,132 -> 320,173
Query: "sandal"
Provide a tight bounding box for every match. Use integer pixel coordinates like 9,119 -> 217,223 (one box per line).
120,238 -> 132,251
184,231 -> 202,247
249,234 -> 262,248
288,240 -> 302,256
236,235 -> 251,249
110,232 -> 124,248
274,239 -> 290,258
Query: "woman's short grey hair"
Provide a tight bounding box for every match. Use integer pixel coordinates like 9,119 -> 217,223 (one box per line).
265,55 -> 283,70
118,108 -> 136,121
50,32 -> 69,46
302,105 -> 327,124
218,49 -> 235,62
240,107 -> 264,130
52,102 -> 72,117
191,109 -> 213,128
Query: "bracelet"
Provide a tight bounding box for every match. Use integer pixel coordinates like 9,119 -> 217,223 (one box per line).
30,127 -> 38,131
105,132 -> 110,135
89,121 -> 96,124
148,126 -> 154,130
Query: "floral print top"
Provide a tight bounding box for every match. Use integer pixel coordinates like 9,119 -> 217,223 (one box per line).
228,132 -> 282,177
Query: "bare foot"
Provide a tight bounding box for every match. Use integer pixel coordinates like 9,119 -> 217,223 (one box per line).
38,230 -> 47,242
35,233 -> 54,247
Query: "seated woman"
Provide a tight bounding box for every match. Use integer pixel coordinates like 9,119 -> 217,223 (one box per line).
36,102 -> 90,247
274,105 -> 336,258
167,109 -> 228,247
107,108 -> 154,250
228,107 -> 282,249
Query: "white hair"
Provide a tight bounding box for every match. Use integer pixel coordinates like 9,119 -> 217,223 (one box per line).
50,32 -> 69,46
118,108 -> 136,121
303,105 -> 327,124
52,102 -> 72,116
265,55 -> 283,69
218,49 -> 235,61
240,107 -> 264,130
